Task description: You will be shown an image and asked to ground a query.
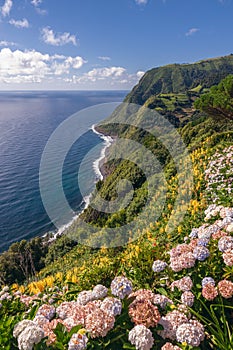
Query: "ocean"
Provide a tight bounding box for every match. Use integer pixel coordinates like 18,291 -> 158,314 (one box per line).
0,91 -> 127,252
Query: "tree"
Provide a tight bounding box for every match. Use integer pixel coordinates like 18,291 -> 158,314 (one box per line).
0,237 -> 47,284
195,75 -> 233,121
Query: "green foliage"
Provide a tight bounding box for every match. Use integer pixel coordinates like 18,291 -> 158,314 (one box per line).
45,236 -> 77,265
126,54 -> 233,105
0,237 -> 48,285
195,74 -> 233,121
0,298 -> 25,349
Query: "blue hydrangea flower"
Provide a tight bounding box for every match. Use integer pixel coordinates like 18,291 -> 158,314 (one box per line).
193,246 -> 210,261
152,260 -> 167,273
189,228 -> 198,239
197,238 -> 209,247
218,236 -> 233,252
202,277 -> 215,287
110,276 -> 132,299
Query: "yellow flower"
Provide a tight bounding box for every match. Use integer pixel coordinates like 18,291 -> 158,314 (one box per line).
177,226 -> 182,234
11,283 -> 19,291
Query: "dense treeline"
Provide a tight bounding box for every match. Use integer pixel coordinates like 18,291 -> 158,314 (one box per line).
195,74 -> 233,121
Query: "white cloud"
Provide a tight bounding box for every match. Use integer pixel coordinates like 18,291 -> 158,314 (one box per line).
98,56 -> 111,61
87,67 -> 126,79
31,0 -> 47,15
1,0 -> 13,17
9,18 -> 29,28
0,48 -> 86,84
0,48 -> 142,89
31,0 -> 42,6
185,28 -> 200,36
41,27 -> 77,46
136,71 -> 145,79
135,0 -> 148,5
71,66 -> 142,89
0,40 -> 17,47
51,56 -> 87,75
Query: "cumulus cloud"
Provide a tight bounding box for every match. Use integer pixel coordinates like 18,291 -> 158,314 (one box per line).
41,27 -> 77,46
31,0 -> 47,15
98,56 -> 111,61
71,66 -> 142,89
0,48 -> 142,89
185,28 -> 200,36
135,0 -> 148,4
73,66 -> 126,83
0,48 -> 86,84
1,0 -> 13,17
0,40 -> 17,47
31,0 -> 42,5
51,56 -> 87,75
87,67 -> 126,80
136,71 -> 145,79
9,18 -> 29,28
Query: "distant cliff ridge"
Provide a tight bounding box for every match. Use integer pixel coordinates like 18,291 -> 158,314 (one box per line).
126,54 -> 233,105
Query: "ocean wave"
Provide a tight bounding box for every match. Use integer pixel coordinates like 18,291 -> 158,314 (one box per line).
44,124 -> 112,243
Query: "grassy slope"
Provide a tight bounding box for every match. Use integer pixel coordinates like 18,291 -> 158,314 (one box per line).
1,55 -> 233,349
126,54 -> 233,104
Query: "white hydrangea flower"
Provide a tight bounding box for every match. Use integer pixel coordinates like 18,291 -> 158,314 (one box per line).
68,332 -> 88,350
176,323 -> 205,347
13,320 -> 36,338
128,325 -> 154,350
17,325 -> 44,350
77,291 -> 95,305
92,284 -> 108,299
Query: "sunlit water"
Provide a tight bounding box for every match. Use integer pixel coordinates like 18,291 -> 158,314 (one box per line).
0,91 -> 127,252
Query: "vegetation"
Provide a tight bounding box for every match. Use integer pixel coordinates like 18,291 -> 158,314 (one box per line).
126,54 -> 233,105
0,57 -> 233,349
195,74 -> 233,121
0,237 -> 48,285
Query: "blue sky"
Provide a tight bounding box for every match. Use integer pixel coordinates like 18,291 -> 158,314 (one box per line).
0,0 -> 232,90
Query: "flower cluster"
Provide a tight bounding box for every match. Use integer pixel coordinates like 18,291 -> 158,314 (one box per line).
170,276 -> 193,292
201,277 -> 215,287
129,298 -> 161,328
35,304 -> 56,321
181,291 -> 195,307
68,331 -> 88,350
217,280 -> 233,299
193,246 -> 210,261
161,343 -> 181,350
218,236 -> 233,252
176,322 -> 205,347
85,309 -> 115,338
223,249 -> 233,266
158,310 -> 189,340
9,202 -> 233,350
204,146 -> 233,204
152,260 -> 167,272
128,325 -> 154,350
100,297 -> 122,316
110,276 -> 133,299
13,320 -> 44,350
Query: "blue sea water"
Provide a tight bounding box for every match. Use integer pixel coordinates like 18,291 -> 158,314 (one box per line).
0,91 -> 127,252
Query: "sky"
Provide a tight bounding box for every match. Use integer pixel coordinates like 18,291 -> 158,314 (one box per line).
0,0 -> 232,90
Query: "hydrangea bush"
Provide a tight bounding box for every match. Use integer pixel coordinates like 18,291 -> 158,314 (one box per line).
0,142 -> 232,349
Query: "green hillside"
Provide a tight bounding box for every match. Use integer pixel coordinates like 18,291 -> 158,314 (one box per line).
126,54 -> 233,105
1,58 -> 233,350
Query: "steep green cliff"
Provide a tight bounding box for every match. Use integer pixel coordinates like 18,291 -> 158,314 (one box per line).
126,54 -> 233,105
